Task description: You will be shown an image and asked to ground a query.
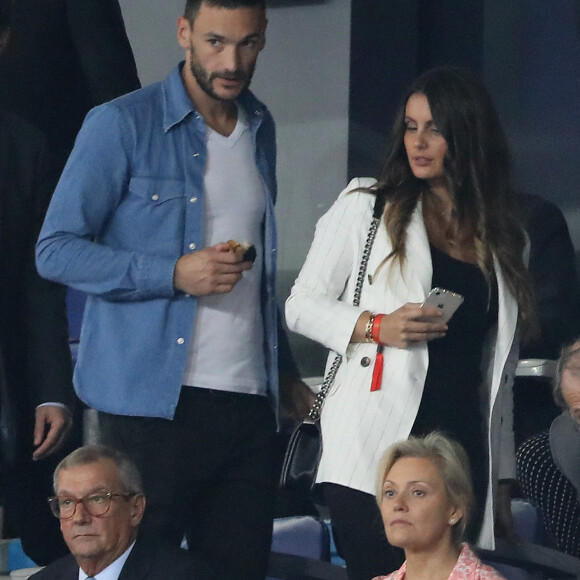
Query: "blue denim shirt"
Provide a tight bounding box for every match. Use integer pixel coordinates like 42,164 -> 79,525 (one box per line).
36,64 -> 279,419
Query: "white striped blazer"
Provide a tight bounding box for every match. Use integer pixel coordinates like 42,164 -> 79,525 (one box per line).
285,177 -> 519,549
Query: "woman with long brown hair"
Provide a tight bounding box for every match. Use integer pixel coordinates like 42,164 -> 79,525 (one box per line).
286,67 -> 535,580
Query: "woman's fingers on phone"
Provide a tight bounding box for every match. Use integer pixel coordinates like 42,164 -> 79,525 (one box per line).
417,326 -> 447,342
415,305 -> 445,325
427,329 -> 447,340
413,317 -> 447,334
419,304 -> 443,318
404,328 -> 446,346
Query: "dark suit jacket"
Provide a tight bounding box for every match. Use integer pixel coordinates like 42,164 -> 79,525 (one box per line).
30,538 -> 197,580
0,110 -> 74,465
0,0 -> 140,171
519,193 -> 580,359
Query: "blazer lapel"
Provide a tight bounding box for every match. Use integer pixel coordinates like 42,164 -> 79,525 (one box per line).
368,200 -> 432,314
45,553 -> 80,580
118,540 -> 152,580
488,255 -> 518,404
69,563 -> 81,580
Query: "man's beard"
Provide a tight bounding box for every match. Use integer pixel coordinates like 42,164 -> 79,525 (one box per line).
189,47 -> 255,101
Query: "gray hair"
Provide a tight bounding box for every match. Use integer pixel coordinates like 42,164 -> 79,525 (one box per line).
375,432 -> 473,545
53,445 -> 143,495
553,339 -> 580,409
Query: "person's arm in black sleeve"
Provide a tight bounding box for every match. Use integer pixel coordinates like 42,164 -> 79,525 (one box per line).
24,133 -> 74,460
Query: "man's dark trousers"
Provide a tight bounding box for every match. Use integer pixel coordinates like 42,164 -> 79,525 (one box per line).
99,386 -> 278,579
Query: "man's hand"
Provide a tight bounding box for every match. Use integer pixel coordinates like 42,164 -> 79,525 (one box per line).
279,373 -> 316,433
33,406 -> 73,461
173,242 -> 254,296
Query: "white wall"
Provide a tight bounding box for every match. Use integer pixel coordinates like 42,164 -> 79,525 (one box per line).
118,0 -> 351,285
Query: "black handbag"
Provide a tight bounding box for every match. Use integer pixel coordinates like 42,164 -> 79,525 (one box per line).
279,356 -> 341,495
279,191 -> 386,495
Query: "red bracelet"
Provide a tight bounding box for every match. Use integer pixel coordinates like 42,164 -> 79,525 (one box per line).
371,313 -> 384,344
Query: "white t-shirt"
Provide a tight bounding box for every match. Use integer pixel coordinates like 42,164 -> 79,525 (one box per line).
182,106 -> 267,394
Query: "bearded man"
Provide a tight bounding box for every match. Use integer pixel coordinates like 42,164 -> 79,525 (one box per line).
36,1 -> 312,578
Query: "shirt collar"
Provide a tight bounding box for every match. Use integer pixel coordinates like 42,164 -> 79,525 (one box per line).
162,63 -> 196,132
78,540 -> 136,580
161,62 -> 266,133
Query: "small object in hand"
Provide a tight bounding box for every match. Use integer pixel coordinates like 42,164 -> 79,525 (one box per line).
227,239 -> 257,262
421,287 -> 464,323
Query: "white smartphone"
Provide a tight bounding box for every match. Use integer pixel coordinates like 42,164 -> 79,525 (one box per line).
421,287 -> 464,322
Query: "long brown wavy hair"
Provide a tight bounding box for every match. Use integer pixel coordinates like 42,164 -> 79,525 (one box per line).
368,67 -> 536,338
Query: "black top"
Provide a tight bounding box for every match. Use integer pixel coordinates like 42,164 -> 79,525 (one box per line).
427,245 -> 497,390
412,244 -> 498,453
411,245 -> 498,536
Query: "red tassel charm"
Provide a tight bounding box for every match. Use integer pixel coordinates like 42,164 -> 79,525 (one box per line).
371,345 -> 384,391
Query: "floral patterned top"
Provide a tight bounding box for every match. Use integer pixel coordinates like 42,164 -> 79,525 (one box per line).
372,544 -> 506,580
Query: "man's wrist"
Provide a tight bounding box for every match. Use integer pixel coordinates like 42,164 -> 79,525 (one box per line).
36,402 -> 71,414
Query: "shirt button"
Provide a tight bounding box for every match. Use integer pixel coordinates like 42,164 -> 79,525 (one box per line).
189,242 -> 196,250
189,197 -> 197,203
151,194 -> 159,201
177,338 -> 185,345
360,357 -> 371,368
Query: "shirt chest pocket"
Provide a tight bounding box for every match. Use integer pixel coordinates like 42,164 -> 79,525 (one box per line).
110,177 -> 188,254
128,176 -> 185,207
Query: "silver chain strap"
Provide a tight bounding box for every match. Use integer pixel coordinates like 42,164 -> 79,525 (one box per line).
307,215 -> 381,422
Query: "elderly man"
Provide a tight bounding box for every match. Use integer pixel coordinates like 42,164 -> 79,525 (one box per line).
517,339 -> 580,557
30,445 -> 196,579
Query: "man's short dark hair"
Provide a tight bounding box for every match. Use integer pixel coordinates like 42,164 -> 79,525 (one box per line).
184,0 -> 265,23
0,0 -> 12,32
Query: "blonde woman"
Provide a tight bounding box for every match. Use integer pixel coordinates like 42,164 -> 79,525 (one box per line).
373,433 -> 505,580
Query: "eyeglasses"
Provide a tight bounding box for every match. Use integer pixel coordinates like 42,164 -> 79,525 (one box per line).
47,491 -> 136,519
